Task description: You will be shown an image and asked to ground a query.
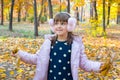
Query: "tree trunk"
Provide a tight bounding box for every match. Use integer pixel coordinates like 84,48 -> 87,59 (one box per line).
93,1 -> 98,20
93,0 -> 98,29
37,0 -> 44,26
103,0 -> 106,32
9,0 -> 15,31
18,3 -> 21,22
117,3 -> 120,24
44,3 -> 47,17
76,7 -> 79,21
107,1 -> 111,25
67,0 -> 70,13
33,0 -> 38,37
60,0 -> 61,12
1,0 -> 4,25
23,11 -> 27,21
48,0 -> 53,18
90,1 -> 93,18
80,7 -> 83,22
23,1 -> 28,21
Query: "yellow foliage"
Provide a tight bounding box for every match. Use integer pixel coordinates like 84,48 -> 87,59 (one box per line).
12,47 -> 19,54
0,36 -> 120,79
10,71 -> 14,75
17,69 -> 24,73
0,68 -> 6,73
0,73 -> 6,78
100,61 -> 112,76
16,57 -> 21,68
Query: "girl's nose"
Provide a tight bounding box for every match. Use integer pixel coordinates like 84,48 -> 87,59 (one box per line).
57,22 -> 61,27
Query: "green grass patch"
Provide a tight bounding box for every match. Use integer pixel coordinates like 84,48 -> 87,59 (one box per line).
0,23 -> 51,39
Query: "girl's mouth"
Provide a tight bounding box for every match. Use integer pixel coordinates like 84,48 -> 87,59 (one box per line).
56,29 -> 63,31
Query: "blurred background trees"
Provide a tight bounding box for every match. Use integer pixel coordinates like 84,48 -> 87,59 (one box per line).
0,0 -> 120,37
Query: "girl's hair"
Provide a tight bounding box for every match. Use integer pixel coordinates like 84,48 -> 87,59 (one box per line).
54,13 -> 70,24
51,12 -> 76,46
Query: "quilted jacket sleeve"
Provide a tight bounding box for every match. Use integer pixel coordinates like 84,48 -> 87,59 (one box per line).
79,38 -> 102,72
17,39 -> 51,65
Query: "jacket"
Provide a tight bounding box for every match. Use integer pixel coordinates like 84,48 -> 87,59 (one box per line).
18,34 -> 101,80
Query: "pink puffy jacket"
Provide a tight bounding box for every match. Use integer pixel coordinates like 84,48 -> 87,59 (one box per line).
18,34 -> 101,80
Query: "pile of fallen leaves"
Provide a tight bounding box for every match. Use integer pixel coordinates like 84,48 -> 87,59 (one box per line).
0,37 -> 120,80
0,38 -> 43,79
79,36 -> 120,79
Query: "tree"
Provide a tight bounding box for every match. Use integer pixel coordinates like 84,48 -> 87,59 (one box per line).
37,0 -> 44,26
103,0 -> 106,32
93,0 -> 98,30
43,1 -> 47,17
76,7 -> 79,21
80,7 -> 83,22
23,0 -> 31,21
107,0 -> 111,25
60,0 -> 61,12
117,3 -> 120,24
67,0 -> 70,13
93,0 -> 98,20
17,1 -> 22,22
90,0 -> 98,20
9,0 -> 15,31
33,0 -> 38,37
0,0 -> 4,25
48,0 -> 53,18
90,1 -> 93,18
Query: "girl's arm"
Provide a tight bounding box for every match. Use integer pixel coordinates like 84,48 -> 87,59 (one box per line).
17,50 -> 38,65
17,39 -> 51,65
79,42 -> 102,72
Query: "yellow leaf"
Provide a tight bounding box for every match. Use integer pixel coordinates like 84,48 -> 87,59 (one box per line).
0,73 -> 6,78
98,76 -> 104,80
10,70 -> 14,75
16,57 -> 21,68
12,47 -> 19,54
88,75 -> 94,79
115,79 -> 120,80
0,68 -> 6,73
26,67 -> 31,71
100,58 -> 112,76
17,69 -> 23,73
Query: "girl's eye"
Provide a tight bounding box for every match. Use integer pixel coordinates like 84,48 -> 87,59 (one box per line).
61,23 -> 64,25
54,22 -> 67,25
55,22 -> 58,25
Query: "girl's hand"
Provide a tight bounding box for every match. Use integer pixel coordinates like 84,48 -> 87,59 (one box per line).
99,59 -> 112,76
11,48 -> 19,57
99,53 -> 116,76
11,48 -> 21,68
12,48 -> 19,54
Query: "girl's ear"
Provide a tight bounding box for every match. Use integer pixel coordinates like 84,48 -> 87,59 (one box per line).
67,17 -> 77,32
48,19 -> 55,32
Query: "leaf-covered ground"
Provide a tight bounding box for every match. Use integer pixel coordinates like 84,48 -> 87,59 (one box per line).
0,24 -> 120,80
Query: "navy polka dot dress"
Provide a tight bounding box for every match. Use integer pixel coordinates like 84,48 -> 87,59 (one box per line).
47,40 -> 73,80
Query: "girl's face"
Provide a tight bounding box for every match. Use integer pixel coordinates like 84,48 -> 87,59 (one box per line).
54,21 -> 68,36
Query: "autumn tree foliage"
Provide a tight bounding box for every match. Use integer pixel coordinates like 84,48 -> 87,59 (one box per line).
0,0 -> 120,79
0,0 -> 119,35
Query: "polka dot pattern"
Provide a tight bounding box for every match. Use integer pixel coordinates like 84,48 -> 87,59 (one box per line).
48,40 -> 73,80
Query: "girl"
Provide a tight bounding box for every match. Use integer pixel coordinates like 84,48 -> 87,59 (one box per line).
12,12 -> 105,80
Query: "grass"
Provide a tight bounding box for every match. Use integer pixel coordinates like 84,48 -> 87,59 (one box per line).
0,22 -> 120,40
0,22 -> 51,39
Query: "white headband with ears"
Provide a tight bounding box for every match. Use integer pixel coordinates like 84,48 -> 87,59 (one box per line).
48,12 -> 77,32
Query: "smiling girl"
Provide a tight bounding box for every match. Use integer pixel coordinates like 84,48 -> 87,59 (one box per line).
12,12 -> 106,80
